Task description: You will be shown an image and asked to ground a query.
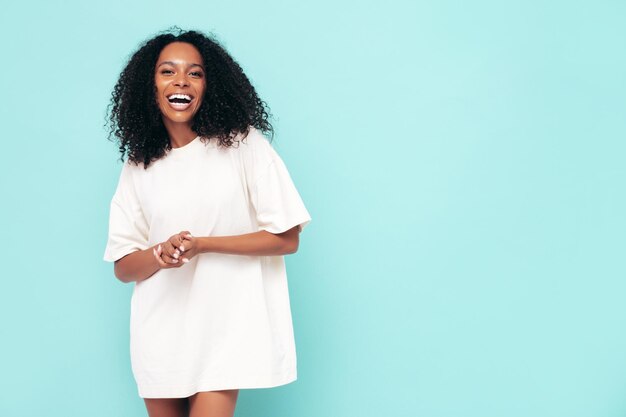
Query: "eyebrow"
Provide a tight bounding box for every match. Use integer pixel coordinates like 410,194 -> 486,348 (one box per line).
157,61 -> 205,70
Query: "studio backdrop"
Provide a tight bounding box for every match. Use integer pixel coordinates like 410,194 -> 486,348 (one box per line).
1,1 -> 625,416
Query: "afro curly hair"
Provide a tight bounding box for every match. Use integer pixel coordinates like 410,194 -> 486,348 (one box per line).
105,26 -> 274,168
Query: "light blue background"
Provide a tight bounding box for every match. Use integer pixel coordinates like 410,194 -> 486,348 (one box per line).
1,1 -> 625,416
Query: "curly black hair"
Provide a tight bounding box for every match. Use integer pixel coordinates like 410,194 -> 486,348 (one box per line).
105,26 -> 274,169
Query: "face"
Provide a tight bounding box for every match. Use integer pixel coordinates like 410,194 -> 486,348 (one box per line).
154,42 -> 206,126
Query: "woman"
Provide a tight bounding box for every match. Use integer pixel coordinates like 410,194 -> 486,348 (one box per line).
103,27 -> 311,417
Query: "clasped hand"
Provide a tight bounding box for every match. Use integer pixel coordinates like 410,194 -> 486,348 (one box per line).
152,230 -> 198,269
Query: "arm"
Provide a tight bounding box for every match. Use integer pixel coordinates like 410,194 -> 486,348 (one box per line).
114,226 -> 301,284
196,226 -> 300,256
113,245 -> 161,284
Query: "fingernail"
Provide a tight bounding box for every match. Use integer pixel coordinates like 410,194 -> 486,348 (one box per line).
180,245 -> 185,252
182,258 -> 189,263
185,234 -> 192,238
158,244 -> 162,252
173,252 -> 179,259
171,259 -> 178,263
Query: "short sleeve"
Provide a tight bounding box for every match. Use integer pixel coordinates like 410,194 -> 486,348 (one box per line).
103,161 -> 150,262
248,140 -> 312,235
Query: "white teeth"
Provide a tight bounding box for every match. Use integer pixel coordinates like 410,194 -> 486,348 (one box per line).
167,93 -> 192,100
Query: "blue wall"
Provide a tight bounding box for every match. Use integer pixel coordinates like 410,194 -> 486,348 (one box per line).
1,1 -> 625,416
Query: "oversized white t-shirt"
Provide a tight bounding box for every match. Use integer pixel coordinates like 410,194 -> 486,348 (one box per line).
103,126 -> 311,398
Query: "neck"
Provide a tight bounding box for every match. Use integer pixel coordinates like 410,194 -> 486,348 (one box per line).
163,120 -> 198,148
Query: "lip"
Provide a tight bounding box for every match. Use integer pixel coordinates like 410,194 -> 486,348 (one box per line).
165,95 -> 195,112
167,92 -> 195,100
167,99 -> 194,111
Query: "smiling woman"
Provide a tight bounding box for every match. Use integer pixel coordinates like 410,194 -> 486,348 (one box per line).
106,27 -> 274,167
154,42 -> 207,147
103,27 -> 311,417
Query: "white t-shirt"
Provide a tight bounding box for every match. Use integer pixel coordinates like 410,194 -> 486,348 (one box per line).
103,126 -> 311,398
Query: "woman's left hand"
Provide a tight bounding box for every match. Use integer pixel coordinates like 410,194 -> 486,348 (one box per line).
176,230 -> 198,262
153,230 -> 199,266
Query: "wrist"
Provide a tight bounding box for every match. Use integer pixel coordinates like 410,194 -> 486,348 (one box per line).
151,244 -> 163,270
197,236 -> 212,253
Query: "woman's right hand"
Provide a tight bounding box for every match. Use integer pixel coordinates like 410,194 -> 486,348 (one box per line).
152,232 -> 190,269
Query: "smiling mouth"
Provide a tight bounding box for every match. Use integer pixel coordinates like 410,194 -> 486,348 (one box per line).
166,93 -> 195,111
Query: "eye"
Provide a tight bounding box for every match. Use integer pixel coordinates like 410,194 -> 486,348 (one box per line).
160,69 -> 173,75
190,71 -> 203,77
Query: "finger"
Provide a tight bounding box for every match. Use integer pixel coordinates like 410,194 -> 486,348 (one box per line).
170,235 -> 185,249
158,245 -> 179,264
155,245 -> 169,264
180,242 -> 190,252
178,231 -> 191,246
179,231 -> 193,251
164,241 -> 179,258
153,248 -> 169,268
162,251 -> 179,264
181,234 -> 193,251
163,254 -> 179,264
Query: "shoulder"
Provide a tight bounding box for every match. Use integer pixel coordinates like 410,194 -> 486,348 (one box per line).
233,126 -> 283,183
236,126 -> 278,163
116,158 -> 152,188
119,158 -> 140,176
239,126 -> 272,150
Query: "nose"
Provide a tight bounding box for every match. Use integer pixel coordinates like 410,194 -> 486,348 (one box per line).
174,73 -> 189,87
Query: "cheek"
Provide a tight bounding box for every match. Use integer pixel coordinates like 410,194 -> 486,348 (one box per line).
196,90 -> 204,102
196,81 -> 206,97
154,84 -> 167,108
154,79 -> 166,95
194,86 -> 205,108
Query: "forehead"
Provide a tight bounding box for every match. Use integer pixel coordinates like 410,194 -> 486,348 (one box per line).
157,42 -> 203,64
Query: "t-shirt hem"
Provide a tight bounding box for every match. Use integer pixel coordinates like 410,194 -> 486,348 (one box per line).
103,246 -> 148,263
137,370 -> 297,398
259,216 -> 312,235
